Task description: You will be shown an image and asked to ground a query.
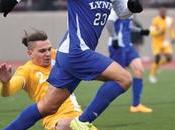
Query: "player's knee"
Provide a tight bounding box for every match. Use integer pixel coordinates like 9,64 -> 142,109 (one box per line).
124,72 -> 132,89
133,67 -> 144,78
118,71 -> 132,90
42,105 -> 58,116
38,100 -> 60,116
155,55 -> 161,64
165,55 -> 172,62
47,104 -> 60,115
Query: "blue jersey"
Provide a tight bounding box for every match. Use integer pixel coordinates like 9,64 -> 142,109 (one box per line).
114,18 -> 133,48
48,0 -> 114,92
59,0 -> 112,53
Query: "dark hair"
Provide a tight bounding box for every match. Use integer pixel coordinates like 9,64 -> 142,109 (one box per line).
22,30 -> 48,47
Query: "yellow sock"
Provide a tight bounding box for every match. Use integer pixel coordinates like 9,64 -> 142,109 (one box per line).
150,63 -> 159,76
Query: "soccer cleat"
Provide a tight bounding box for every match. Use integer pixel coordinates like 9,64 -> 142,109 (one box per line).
130,104 -> 153,113
149,75 -> 157,84
70,117 -> 92,130
91,125 -> 98,130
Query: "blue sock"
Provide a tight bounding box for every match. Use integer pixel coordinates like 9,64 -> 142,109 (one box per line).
4,104 -> 42,130
132,78 -> 143,106
79,81 -> 126,123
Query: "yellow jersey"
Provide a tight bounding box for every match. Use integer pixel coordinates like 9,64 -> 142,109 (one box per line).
1,50 -> 81,130
150,16 -> 175,55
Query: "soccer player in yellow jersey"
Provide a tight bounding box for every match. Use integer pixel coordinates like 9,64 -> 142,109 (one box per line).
149,7 -> 175,83
0,31 -> 97,130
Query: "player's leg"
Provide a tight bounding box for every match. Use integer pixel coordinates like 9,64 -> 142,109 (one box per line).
163,44 -> 173,64
164,53 -> 172,63
38,86 -> 70,116
71,61 -> 131,130
149,54 -> 161,83
99,62 -> 131,87
4,87 -> 70,130
43,93 -> 83,130
149,44 -> 162,83
129,57 -> 152,113
4,61 -> 81,130
71,50 -> 131,127
158,44 -> 173,65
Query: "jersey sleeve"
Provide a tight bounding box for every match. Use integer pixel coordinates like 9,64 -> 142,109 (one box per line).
108,8 -> 118,21
169,19 -> 175,39
150,18 -> 163,36
1,66 -> 28,96
170,28 -> 175,39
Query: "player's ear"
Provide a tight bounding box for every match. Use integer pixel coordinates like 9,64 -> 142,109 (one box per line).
27,50 -> 33,57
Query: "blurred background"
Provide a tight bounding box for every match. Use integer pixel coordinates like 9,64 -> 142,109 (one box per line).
0,0 -> 175,63
12,0 -> 175,11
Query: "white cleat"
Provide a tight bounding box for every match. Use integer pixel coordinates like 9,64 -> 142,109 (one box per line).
149,76 -> 157,84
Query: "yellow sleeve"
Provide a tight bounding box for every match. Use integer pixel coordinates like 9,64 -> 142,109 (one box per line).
1,66 -> 27,97
150,18 -> 163,36
1,76 -> 25,96
170,21 -> 175,39
170,29 -> 175,39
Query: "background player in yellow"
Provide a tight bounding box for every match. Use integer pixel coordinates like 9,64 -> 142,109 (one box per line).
0,30 -> 97,130
149,7 -> 175,83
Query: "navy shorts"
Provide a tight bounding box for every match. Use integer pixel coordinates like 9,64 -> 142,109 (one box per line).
108,46 -> 139,68
47,49 -> 113,93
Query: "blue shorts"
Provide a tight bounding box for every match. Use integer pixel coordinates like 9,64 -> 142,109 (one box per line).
47,50 -> 113,93
108,46 -> 139,68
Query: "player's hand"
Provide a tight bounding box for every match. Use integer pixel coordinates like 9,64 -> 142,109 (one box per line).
0,63 -> 12,84
0,0 -> 19,17
127,0 -> 143,13
140,29 -> 150,36
112,39 -> 120,49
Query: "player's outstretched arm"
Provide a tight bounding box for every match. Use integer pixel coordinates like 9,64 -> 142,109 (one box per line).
130,21 -> 150,36
0,0 -> 21,17
106,20 -> 120,49
0,63 -> 12,83
0,63 -> 24,96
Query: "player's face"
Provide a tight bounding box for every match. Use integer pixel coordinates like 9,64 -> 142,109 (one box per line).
28,40 -> 52,67
159,7 -> 166,19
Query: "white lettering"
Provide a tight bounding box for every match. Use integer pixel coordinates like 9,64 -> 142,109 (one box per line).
89,1 -> 112,10
95,1 -> 103,9
89,2 -> 96,10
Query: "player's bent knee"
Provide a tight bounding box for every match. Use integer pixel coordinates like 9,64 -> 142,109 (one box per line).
166,55 -> 172,62
119,71 -> 132,90
38,87 -> 70,116
38,102 -> 59,116
133,68 -> 144,78
155,54 -> 161,64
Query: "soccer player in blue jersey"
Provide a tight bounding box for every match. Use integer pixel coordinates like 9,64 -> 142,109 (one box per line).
0,0 -> 143,130
106,9 -> 152,113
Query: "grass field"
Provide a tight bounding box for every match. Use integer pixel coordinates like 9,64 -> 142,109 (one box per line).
0,70 -> 175,130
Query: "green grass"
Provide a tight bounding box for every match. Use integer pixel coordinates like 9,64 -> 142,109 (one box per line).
0,70 -> 175,130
